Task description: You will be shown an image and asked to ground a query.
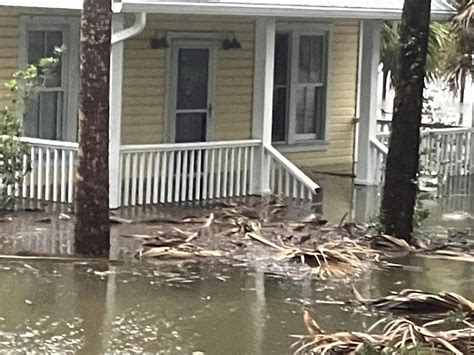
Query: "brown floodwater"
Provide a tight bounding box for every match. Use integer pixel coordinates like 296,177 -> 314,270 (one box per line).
0,256 -> 472,354
0,175 -> 472,354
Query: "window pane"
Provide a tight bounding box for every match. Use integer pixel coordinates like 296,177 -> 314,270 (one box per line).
295,86 -> 324,138
24,99 -> 40,138
28,31 -> 45,64
274,33 -> 289,86
177,48 -> 209,110
45,31 -> 63,87
272,87 -> 287,142
272,33 -> 289,142
299,35 -> 324,84
39,92 -> 62,140
23,92 -> 63,140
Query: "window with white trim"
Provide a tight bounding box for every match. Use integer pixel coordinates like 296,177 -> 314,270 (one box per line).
20,16 -> 80,142
272,26 -> 329,145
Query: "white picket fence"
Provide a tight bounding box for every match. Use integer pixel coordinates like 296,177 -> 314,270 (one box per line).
373,127 -> 474,184
1,137 -> 78,203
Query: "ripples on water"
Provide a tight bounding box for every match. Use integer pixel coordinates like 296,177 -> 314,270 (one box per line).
0,256 -> 472,354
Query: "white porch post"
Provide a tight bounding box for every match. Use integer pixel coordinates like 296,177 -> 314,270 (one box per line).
355,20 -> 381,186
109,14 -> 124,209
252,17 -> 276,195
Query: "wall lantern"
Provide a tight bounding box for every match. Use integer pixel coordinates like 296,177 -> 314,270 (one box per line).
150,33 -> 169,49
222,33 -> 241,50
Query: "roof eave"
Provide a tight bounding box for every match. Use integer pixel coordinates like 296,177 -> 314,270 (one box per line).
112,2 -> 455,21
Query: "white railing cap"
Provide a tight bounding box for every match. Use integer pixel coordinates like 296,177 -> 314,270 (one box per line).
264,144 -> 320,193
18,136 -> 79,150
370,137 -> 389,155
120,139 -> 262,153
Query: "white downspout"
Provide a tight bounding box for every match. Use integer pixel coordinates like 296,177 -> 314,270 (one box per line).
111,12 -> 147,44
109,12 -> 147,209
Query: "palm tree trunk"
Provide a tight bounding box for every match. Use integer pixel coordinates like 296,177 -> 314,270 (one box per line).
381,0 -> 431,242
74,0 -> 111,256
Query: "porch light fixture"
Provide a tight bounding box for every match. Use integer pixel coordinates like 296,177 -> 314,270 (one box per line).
222,32 -> 241,50
150,33 -> 169,49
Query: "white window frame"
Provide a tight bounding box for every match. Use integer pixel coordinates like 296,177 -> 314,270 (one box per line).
19,16 -> 80,142
274,22 -> 331,148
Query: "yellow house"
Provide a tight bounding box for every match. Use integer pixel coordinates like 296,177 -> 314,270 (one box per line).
0,0 -> 455,208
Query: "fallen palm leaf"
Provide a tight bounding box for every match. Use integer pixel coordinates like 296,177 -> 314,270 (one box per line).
294,312 -> 474,354
140,245 -> 222,259
141,247 -> 193,259
352,288 -> 474,319
120,233 -> 154,240
109,215 -> 134,224
369,234 -> 416,252
246,231 -> 377,278
303,309 -> 324,336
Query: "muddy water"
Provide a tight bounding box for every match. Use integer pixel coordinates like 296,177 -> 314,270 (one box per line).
0,256 -> 472,354
0,175 -> 472,354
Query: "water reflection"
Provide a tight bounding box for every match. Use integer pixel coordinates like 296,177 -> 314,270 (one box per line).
0,256 -> 471,354
0,174 -> 471,258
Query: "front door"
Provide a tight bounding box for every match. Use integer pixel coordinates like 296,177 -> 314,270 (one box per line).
169,40 -> 216,143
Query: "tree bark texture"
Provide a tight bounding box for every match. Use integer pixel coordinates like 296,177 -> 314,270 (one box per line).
381,0 -> 431,241
74,0 -> 111,256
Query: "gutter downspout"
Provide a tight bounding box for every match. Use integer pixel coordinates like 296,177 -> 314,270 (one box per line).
111,12 -> 147,44
109,12 -> 147,209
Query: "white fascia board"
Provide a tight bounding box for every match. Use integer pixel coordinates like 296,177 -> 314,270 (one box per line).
115,2 -> 455,21
0,0 -> 82,9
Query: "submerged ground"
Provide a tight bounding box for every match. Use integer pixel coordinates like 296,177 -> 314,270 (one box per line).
0,175 -> 472,354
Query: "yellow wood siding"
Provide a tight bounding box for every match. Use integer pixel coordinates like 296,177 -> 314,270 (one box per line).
122,14 -> 255,144
0,8 -> 359,173
0,7 -> 19,108
123,16 -> 359,172
283,21 -> 360,171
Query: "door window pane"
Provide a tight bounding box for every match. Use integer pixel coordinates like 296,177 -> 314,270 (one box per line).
176,113 -> 206,143
177,49 -> 209,110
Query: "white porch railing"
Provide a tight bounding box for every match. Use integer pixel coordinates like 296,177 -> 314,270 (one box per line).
119,140 -> 261,206
370,137 -> 389,185
376,118 -> 392,134
418,127 -> 473,177
373,127 -> 473,184
265,145 -> 320,201
119,140 -> 321,206
3,137 -> 78,203
3,138 -> 321,207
